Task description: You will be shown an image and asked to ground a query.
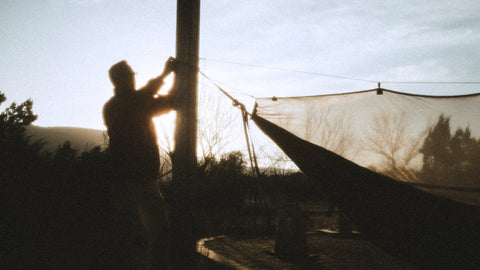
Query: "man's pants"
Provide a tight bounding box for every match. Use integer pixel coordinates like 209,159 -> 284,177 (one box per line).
111,180 -> 171,270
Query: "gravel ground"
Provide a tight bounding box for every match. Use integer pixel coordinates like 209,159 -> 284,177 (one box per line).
198,201 -> 421,269
201,233 -> 419,270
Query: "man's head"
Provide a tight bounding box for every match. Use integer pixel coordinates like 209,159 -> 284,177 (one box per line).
109,60 -> 135,95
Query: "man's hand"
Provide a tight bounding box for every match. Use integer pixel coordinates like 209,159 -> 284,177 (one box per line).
162,57 -> 176,76
140,57 -> 176,95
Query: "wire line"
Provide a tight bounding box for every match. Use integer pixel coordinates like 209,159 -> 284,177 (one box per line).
382,81 -> 480,84
202,58 -> 377,83
202,58 -> 480,85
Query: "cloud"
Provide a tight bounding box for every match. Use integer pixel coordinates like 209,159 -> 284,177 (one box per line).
67,0 -> 106,5
378,60 -> 452,81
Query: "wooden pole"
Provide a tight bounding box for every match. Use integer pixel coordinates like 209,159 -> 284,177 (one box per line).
170,0 -> 200,268
173,0 -> 199,176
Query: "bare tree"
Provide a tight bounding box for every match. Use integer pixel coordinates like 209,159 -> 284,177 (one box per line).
304,103 -> 321,142
304,104 -> 357,158
257,104 -> 358,176
364,112 -> 427,182
154,113 -> 176,181
156,78 -> 241,169
197,82 -> 240,160
258,144 -> 296,176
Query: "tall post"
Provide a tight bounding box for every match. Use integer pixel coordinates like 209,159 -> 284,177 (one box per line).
173,0 -> 199,173
170,0 -> 200,269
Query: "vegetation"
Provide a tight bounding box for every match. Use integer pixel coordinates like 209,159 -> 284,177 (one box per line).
366,112 -> 480,188
1,92 -> 112,268
419,114 -> 480,187
7,86 -> 478,269
159,151 -> 322,238
1,91 -> 316,268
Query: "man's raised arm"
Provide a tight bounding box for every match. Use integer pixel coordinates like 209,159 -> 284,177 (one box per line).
139,57 -> 176,96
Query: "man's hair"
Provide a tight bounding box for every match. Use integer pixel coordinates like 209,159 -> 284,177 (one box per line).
109,60 -> 134,87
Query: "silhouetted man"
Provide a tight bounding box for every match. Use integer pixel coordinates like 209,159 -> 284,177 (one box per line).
103,57 -> 176,269
104,58 -> 176,181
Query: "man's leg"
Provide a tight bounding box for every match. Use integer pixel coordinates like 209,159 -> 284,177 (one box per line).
135,182 -> 171,270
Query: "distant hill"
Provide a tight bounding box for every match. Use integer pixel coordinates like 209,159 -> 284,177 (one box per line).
26,125 -> 107,153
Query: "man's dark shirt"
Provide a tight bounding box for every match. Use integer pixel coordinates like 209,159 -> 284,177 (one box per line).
103,83 -> 173,181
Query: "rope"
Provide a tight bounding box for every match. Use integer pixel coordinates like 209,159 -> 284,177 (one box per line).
199,71 -> 261,178
175,60 -> 261,180
241,108 -> 261,178
199,71 -> 252,116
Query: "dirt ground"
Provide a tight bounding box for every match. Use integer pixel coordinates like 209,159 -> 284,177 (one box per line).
198,201 -> 420,270
199,233 -> 419,270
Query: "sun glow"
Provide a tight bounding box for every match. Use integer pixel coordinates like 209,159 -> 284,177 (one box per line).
154,110 -> 176,154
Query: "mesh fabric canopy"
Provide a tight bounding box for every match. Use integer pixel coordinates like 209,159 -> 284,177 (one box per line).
254,88 -> 480,206
252,88 -> 480,268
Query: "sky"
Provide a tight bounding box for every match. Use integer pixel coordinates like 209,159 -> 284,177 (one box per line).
2,0 -> 480,133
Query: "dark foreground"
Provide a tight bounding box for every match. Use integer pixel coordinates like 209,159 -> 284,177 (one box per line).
198,233 -> 419,270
